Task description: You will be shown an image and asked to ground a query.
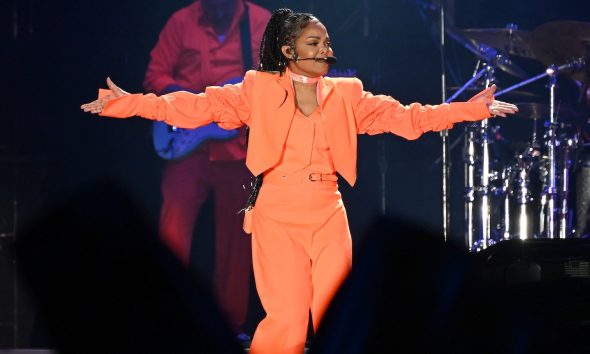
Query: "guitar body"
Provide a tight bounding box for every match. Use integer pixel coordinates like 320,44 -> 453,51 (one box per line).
152,122 -> 238,160
152,77 -> 242,160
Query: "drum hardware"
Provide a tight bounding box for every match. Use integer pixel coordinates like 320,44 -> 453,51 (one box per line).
447,23 -> 539,251
457,24 -> 534,79
543,66 -> 566,239
503,144 -> 544,241
531,21 -> 590,84
447,86 -> 540,100
446,20 -> 589,250
459,24 -> 536,60
446,25 -> 529,79
464,65 -> 498,252
493,59 -> 586,241
574,144 -> 590,237
445,25 -> 523,250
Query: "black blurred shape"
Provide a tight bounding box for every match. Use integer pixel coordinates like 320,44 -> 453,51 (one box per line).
312,218 -> 590,354
14,179 -> 242,354
475,239 -> 590,283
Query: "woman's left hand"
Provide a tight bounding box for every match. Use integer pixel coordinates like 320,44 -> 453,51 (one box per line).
467,84 -> 519,117
487,99 -> 519,117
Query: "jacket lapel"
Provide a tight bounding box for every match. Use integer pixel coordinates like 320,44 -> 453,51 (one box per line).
318,76 -> 334,108
319,77 -> 358,186
245,72 -> 296,176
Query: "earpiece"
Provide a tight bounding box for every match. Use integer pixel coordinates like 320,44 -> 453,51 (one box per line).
289,46 -> 298,62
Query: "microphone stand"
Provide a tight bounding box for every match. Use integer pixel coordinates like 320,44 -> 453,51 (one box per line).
361,0 -> 388,215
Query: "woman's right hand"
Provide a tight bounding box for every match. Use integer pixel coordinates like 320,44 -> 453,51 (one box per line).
81,77 -> 129,114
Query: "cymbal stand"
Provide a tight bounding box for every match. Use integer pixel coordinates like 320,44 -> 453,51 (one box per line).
541,66 -> 559,238
495,60 -> 585,98
444,64 -> 487,250
540,65 -> 577,239
465,121 -> 476,249
462,64 -> 496,251
479,65 -> 495,249
443,62 -> 489,250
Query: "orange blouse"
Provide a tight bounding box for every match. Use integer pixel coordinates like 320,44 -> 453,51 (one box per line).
268,107 -> 336,177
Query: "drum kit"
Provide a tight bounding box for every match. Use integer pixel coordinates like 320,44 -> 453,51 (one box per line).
446,21 -> 590,251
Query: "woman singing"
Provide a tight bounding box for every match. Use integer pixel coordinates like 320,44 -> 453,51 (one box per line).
82,8 -> 517,354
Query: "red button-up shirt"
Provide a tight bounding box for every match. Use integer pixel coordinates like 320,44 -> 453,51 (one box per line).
143,0 -> 270,161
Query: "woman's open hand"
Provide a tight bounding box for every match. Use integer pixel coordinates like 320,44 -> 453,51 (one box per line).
468,84 -> 519,118
487,99 -> 519,117
81,78 -> 129,114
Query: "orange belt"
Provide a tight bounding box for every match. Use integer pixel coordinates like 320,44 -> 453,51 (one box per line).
263,169 -> 338,185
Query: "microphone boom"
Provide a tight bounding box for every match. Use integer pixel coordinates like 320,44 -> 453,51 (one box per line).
293,56 -> 338,64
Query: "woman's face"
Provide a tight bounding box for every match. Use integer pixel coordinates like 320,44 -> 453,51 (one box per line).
282,21 -> 333,78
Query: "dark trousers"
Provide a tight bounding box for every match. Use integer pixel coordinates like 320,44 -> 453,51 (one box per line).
159,150 -> 252,332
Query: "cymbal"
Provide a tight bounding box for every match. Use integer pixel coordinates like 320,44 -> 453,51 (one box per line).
460,27 -> 536,59
531,21 -> 590,81
512,103 -> 549,120
446,26 -> 529,79
512,102 -> 582,121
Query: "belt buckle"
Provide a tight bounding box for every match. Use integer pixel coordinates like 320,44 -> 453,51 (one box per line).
308,173 -> 322,182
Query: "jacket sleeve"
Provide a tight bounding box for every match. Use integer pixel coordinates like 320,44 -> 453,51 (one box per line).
98,71 -> 256,129
349,78 -> 491,140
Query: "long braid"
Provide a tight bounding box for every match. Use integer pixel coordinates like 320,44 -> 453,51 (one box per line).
258,8 -> 292,73
257,8 -> 319,75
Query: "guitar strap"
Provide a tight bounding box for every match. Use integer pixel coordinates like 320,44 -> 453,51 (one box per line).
239,2 -> 253,71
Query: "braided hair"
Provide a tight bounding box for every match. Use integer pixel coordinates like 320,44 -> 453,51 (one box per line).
257,8 -> 320,74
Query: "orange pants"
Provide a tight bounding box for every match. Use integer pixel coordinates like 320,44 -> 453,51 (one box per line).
249,173 -> 353,354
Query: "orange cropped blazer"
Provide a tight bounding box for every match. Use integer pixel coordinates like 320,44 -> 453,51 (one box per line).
100,70 -> 492,186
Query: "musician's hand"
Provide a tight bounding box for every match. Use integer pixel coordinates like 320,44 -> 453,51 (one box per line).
488,100 -> 518,117
81,77 -> 130,114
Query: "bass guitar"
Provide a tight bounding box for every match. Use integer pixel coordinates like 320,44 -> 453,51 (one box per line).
152,77 -> 242,160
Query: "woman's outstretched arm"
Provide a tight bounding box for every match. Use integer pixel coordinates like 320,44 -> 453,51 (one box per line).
349,82 -> 518,140
81,73 -> 253,130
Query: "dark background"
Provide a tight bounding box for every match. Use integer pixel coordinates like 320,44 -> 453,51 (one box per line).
1,0 -> 589,347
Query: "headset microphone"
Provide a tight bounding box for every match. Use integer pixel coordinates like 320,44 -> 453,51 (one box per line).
294,56 -> 338,64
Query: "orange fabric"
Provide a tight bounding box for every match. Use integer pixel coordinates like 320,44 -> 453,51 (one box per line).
97,70 -> 493,353
250,181 -> 352,354
99,69 -> 491,185
245,107 -> 351,354
142,0 -> 270,161
269,108 -> 336,175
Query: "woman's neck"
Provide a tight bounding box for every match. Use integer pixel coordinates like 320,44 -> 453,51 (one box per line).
292,80 -> 317,93
288,68 -> 320,85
